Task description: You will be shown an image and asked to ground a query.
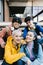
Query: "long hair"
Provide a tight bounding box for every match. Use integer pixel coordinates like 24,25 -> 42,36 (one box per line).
24,30 -> 39,58
32,31 -> 39,58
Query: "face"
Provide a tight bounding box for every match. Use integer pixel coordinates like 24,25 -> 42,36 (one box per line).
13,31 -> 22,45
26,21 -> 31,26
26,21 -> 34,28
26,31 -> 35,43
13,22 -> 20,28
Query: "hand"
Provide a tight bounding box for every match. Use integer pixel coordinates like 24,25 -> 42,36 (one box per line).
1,42 -> 5,48
6,26 -> 10,32
30,23 -> 35,29
21,40 -> 26,45
21,52 -> 26,56
26,59 -> 31,65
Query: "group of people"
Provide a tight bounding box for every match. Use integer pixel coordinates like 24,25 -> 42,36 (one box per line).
0,16 -> 43,65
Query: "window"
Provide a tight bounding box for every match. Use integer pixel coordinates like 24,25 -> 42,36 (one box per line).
33,17 -> 37,22
38,13 -> 43,22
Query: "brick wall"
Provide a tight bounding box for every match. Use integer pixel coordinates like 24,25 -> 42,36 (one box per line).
4,0 -> 9,22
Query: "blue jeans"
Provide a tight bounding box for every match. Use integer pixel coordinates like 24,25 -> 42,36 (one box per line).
2,60 -> 25,65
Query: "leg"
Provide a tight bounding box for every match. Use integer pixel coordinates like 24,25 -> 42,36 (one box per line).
12,60 -> 25,65
2,60 -> 10,65
17,60 -> 25,65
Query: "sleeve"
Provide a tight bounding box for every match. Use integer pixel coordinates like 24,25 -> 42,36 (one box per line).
36,25 -> 43,33
0,28 -> 6,37
30,44 -> 43,65
20,45 -> 31,63
38,38 -> 43,44
6,27 -> 12,36
21,56 -> 31,63
22,28 -> 27,39
4,44 -> 25,64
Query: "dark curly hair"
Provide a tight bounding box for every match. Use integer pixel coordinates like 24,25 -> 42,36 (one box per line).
24,16 -> 31,23
12,17 -> 22,24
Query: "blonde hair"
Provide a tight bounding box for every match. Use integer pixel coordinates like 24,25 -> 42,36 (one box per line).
12,29 -> 22,36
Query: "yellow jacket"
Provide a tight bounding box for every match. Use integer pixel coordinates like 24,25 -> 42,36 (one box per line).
4,36 -> 25,64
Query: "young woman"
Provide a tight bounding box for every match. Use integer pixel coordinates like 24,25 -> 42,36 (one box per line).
23,16 -> 43,39
2,30 -> 25,65
20,30 -> 43,65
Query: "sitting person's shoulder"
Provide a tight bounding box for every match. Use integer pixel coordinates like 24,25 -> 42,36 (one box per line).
7,36 -> 13,41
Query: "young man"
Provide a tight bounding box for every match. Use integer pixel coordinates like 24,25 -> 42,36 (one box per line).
2,30 -> 25,65
23,16 -> 43,39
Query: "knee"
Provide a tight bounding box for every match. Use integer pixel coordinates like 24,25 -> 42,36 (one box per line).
17,60 -> 25,65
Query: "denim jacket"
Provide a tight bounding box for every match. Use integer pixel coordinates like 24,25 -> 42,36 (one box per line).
20,44 -> 43,65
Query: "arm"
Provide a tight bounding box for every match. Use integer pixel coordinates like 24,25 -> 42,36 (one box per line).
0,38 -> 5,48
22,27 -> 28,39
4,44 -> 25,64
6,27 -> 12,36
36,25 -> 43,33
0,27 -> 11,38
20,45 -> 31,63
38,38 -> 43,44
0,28 -> 6,37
